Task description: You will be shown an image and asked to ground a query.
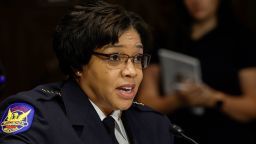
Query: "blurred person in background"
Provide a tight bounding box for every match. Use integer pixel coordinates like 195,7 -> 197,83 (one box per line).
137,0 -> 256,144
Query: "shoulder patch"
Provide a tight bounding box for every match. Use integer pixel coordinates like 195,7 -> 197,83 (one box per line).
0,103 -> 35,134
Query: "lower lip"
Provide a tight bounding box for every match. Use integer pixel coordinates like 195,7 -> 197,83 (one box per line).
116,89 -> 136,100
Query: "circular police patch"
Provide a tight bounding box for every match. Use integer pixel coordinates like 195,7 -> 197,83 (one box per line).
0,103 -> 34,134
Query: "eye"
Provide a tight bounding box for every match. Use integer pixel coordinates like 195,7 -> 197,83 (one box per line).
133,55 -> 143,63
109,54 -> 121,61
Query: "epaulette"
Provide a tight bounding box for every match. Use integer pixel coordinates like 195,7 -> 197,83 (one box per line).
41,88 -> 62,97
133,101 -> 144,106
132,101 -> 162,114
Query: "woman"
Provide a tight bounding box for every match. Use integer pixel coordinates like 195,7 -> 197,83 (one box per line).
0,1 -> 174,144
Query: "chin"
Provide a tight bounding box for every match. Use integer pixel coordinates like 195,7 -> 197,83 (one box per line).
117,101 -> 133,110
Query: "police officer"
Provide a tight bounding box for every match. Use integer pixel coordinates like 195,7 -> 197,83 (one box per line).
0,1 -> 174,144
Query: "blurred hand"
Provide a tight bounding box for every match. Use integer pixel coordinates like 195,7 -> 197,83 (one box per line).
176,81 -> 218,108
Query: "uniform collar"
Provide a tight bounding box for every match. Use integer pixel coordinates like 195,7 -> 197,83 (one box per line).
60,79 -> 137,143
89,99 -> 122,121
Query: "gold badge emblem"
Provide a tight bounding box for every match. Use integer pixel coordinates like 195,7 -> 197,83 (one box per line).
0,103 -> 34,134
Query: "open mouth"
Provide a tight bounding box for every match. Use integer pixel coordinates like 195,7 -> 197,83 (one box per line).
116,84 -> 136,99
118,86 -> 133,93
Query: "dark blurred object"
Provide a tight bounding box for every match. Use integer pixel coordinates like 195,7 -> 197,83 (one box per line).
0,61 -> 6,96
0,1 -> 68,98
0,75 -> 6,85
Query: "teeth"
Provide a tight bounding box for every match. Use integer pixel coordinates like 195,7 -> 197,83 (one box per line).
123,87 -> 132,90
120,87 -> 132,92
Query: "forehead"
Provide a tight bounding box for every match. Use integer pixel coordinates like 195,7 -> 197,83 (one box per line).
117,29 -> 143,48
100,28 -> 143,51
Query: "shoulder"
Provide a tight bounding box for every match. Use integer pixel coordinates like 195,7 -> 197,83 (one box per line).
131,101 -> 160,112
129,101 -> 169,121
127,102 -> 174,143
0,81 -> 63,116
0,82 -> 63,135
1,82 -> 62,105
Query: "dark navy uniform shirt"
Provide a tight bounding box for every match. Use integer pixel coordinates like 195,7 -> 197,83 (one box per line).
0,79 -> 174,144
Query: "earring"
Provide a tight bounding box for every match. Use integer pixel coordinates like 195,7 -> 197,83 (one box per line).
76,71 -> 81,76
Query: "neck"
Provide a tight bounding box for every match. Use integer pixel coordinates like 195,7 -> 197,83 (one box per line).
191,16 -> 217,40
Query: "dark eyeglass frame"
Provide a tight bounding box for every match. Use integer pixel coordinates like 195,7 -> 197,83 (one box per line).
92,51 -> 151,69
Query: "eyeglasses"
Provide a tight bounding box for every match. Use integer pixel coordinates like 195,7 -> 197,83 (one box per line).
92,51 -> 151,69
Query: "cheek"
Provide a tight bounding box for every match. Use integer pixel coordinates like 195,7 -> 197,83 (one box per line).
101,69 -> 120,89
86,60 -> 113,90
89,69 -> 115,100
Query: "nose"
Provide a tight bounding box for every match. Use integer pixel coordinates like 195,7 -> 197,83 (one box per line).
121,59 -> 137,78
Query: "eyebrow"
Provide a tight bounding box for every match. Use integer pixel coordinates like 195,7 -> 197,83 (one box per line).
110,44 -> 144,49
